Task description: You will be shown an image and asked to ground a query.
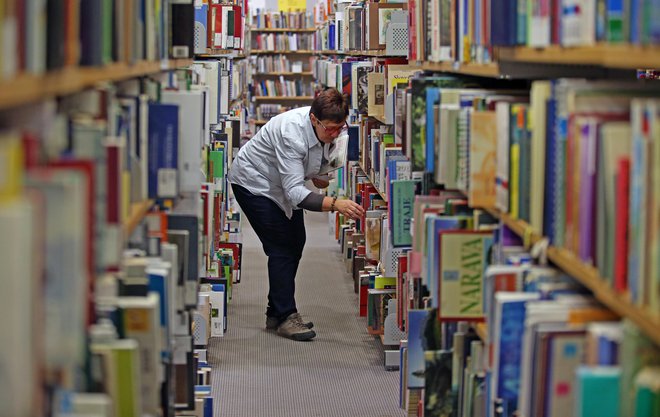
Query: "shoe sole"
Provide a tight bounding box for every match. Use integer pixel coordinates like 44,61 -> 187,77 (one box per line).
266,322 -> 314,331
278,330 -> 316,341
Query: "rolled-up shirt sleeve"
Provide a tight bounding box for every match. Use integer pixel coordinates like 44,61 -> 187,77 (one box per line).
275,130 -> 312,208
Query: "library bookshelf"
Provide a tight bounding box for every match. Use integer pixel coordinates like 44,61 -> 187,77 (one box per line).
0,59 -> 193,110
483,207 -> 660,346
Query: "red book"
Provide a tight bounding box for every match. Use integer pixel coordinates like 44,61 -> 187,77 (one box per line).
105,140 -> 122,225
359,280 -> 369,317
614,157 -> 630,293
397,254 -> 408,331
233,5 -> 243,50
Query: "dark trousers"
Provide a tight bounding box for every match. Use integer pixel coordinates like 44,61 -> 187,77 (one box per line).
231,183 -> 306,322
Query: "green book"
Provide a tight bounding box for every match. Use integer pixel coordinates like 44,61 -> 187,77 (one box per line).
102,0 -> 113,64
621,320 -> 660,416
634,367 -> 660,417
208,149 -> 225,188
575,366 -> 620,417
390,179 -> 418,247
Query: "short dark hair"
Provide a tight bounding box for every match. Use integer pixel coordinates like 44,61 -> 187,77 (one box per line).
310,88 -> 349,122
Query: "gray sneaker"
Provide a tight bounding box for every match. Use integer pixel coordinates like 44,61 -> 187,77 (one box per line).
276,313 -> 316,341
266,315 -> 314,330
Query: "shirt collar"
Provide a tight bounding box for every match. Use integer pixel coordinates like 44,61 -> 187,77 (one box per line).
305,110 -> 322,148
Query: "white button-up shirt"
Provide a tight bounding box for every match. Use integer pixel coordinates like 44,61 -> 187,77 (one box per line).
227,106 -> 323,219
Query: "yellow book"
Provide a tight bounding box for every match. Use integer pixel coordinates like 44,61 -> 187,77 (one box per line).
509,143 -> 520,219
0,130 -> 23,202
530,82 -> 552,235
468,111 -> 497,208
374,276 -> 396,289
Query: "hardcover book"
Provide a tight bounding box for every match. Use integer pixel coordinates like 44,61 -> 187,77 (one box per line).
437,230 -> 494,321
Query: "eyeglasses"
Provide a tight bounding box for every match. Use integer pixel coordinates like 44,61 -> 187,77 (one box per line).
313,115 -> 348,135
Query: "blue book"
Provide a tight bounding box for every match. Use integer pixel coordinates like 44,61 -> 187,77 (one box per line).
203,397 -> 213,417
347,125 -> 360,161
543,97 -> 557,243
491,0 -> 517,45
597,336 -> 619,365
407,309 -> 431,388
630,0 -> 641,43
148,103 -> 179,199
147,270 -> 169,330
425,88 -> 442,173
493,293 -> 539,417
328,22 -> 336,50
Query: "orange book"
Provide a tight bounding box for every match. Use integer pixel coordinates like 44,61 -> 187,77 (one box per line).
567,307 -> 619,324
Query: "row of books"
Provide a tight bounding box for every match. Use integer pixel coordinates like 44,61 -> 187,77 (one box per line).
0,0 -> 196,79
250,8 -> 314,29
252,78 -> 315,97
252,33 -> 314,51
384,75 -> 660,312
252,54 -> 312,73
332,155 -> 660,416
0,63 -> 244,415
195,2 -> 246,52
255,104 -> 288,120
410,0 -> 660,64
314,56 -> 418,118
321,1 -> 410,53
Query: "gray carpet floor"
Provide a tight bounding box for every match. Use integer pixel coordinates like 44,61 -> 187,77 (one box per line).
209,211 -> 405,417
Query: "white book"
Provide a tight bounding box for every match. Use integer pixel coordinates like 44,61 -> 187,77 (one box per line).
560,0 -> 595,46
25,0 -> 46,75
495,101 -> 511,212
208,284 -> 226,337
161,90 -> 205,194
221,6 -> 229,49
0,198 -> 38,417
26,169 -> 87,371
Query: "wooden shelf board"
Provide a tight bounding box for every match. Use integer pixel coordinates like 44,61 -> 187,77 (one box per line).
485,206 -> 660,346
496,44 -> 660,69
254,72 -> 314,76
254,96 -> 314,101
253,119 -> 268,125
0,59 -> 192,110
123,200 -> 155,238
370,114 -> 388,124
421,61 -> 501,77
250,28 -> 316,33
251,50 -> 315,54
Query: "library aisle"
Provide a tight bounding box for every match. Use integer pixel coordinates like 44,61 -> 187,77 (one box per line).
209,211 -> 404,417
